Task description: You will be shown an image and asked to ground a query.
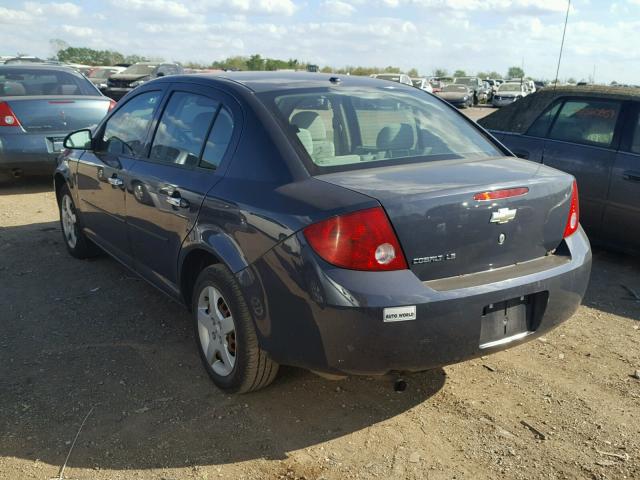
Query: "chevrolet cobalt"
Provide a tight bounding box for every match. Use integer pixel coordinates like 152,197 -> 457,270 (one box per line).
55,72 -> 591,393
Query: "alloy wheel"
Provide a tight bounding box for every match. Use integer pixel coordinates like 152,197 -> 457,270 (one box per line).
61,194 -> 77,249
197,285 -> 236,377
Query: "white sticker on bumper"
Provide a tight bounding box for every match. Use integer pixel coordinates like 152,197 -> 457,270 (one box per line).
383,306 -> 417,322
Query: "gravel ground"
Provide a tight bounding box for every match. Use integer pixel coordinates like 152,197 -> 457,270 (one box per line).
0,106 -> 638,479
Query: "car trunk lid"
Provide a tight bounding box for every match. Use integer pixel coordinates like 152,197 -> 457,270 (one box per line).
316,157 -> 574,281
4,96 -> 110,133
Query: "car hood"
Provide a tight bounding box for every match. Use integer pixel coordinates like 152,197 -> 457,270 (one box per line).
109,74 -> 149,81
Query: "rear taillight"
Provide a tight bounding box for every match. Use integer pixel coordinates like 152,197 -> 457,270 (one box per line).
0,102 -> 20,127
563,180 -> 579,238
303,207 -> 408,271
108,99 -> 117,111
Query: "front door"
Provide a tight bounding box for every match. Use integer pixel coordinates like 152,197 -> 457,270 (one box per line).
541,98 -> 623,239
125,86 -> 237,295
75,90 -> 164,263
602,103 -> 640,252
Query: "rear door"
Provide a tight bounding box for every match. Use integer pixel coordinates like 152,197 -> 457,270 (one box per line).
76,89 -> 165,264
125,84 -> 239,294
602,101 -> 640,252
541,98 -> 623,239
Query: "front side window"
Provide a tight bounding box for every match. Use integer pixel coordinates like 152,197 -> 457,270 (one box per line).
260,86 -> 501,172
549,99 -> 621,147
150,91 -> 218,166
101,91 -> 161,156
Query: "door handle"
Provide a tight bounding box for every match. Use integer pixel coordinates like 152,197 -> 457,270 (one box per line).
623,170 -> 640,182
165,194 -> 189,208
107,176 -> 124,187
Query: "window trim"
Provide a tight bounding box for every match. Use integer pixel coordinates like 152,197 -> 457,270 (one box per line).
618,101 -> 640,154
525,98 -> 564,139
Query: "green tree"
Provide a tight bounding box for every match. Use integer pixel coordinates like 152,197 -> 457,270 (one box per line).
507,66 -> 525,79
321,66 -> 333,73
453,69 -> 466,77
246,54 -> 265,71
383,66 -> 401,73
566,77 -> 577,84
433,68 -> 448,77
407,68 -> 419,77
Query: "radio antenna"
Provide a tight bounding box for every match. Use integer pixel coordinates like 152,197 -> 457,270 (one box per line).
553,0 -> 571,87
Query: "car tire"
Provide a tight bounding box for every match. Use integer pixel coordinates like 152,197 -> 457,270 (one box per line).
192,264 -> 279,393
58,184 -> 101,259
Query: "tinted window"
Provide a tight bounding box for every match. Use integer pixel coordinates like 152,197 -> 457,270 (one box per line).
262,87 -> 501,172
201,108 -> 234,169
150,92 -> 218,166
549,99 -> 621,147
0,68 -> 95,96
527,101 -> 561,138
631,110 -> 640,154
101,91 -> 161,156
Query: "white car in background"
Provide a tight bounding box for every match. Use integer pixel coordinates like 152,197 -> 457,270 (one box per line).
491,82 -> 529,107
370,73 -> 413,86
411,77 -> 434,93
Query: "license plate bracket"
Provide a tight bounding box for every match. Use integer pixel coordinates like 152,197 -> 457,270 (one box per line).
479,295 -> 534,348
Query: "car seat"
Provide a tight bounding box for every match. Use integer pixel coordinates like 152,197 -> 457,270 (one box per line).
291,111 -> 335,160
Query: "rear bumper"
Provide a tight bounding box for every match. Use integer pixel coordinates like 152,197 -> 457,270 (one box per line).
0,133 -> 63,175
242,227 -> 591,375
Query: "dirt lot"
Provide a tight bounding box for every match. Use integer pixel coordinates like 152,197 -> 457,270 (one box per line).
1,106 -> 639,480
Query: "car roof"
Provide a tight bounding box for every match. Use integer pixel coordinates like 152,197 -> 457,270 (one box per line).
164,71 -> 416,93
0,64 -> 84,73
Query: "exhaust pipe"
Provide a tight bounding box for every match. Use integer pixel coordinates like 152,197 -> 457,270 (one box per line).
11,168 -> 23,179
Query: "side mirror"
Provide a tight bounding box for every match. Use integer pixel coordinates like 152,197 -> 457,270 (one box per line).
156,72 -> 165,77
64,129 -> 93,150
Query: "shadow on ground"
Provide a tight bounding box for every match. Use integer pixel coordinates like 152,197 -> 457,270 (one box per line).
0,220 -> 446,471
584,247 -> 640,322
0,175 -> 52,195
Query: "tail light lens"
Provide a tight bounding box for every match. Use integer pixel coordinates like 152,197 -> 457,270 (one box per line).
303,207 -> 408,271
0,102 -> 21,127
474,187 -> 529,201
563,180 -> 579,238
108,99 -> 117,111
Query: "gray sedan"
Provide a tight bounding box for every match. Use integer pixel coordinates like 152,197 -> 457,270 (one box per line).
0,65 -> 114,180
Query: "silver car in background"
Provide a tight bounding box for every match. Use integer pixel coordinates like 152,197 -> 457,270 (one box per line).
0,65 -> 114,180
492,82 -> 529,107
371,73 -> 413,86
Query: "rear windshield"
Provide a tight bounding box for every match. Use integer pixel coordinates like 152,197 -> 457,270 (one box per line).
122,64 -> 156,75
498,83 -> 521,92
260,86 -> 501,173
0,68 -> 97,96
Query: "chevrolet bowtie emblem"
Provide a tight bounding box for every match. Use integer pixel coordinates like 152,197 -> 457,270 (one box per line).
490,208 -> 517,224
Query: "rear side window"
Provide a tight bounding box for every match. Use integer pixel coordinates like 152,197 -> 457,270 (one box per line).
0,68 -> 95,96
548,99 -> 621,147
200,108 -> 234,169
150,91 -> 219,166
526,102 -> 561,138
101,91 -> 161,157
261,86 -> 501,172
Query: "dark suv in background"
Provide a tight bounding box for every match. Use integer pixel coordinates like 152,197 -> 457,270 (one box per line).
105,62 -> 183,100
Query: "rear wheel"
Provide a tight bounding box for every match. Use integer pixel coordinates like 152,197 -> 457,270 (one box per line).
192,264 -> 279,393
58,184 -> 101,258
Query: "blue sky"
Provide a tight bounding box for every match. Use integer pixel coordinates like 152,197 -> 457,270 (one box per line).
0,0 -> 638,83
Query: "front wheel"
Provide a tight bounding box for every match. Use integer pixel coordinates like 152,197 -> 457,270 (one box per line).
192,264 -> 279,393
58,184 -> 101,258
